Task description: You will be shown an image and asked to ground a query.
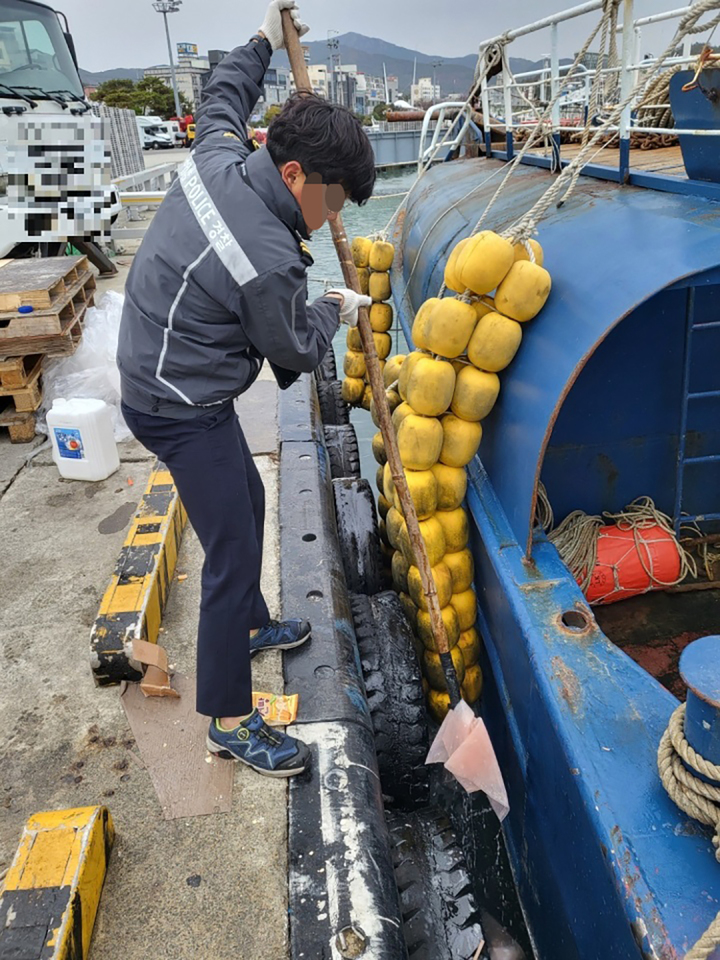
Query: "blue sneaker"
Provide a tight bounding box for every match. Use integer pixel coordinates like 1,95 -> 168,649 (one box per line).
206,711 -> 310,777
250,619 -> 311,658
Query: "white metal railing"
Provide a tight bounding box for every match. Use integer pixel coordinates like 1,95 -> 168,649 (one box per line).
113,160 -> 181,194
477,0 -> 720,163
418,102 -> 475,170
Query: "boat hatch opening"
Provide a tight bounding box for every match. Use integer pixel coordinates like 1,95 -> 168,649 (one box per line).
539,277 -> 720,694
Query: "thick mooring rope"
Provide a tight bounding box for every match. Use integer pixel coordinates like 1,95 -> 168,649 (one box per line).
507,0 -> 720,240
658,704 -> 720,960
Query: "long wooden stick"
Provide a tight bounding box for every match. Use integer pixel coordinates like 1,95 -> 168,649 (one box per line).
282,13 -> 460,706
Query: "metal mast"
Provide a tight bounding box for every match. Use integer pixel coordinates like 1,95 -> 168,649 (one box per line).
152,0 -> 183,118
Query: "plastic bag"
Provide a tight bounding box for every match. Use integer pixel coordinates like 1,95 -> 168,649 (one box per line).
38,290 -> 131,441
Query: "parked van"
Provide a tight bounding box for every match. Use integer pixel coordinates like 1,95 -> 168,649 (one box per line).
136,116 -> 174,151
162,120 -> 185,145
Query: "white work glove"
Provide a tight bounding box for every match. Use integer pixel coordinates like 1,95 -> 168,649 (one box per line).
327,289 -> 372,327
259,0 -> 309,52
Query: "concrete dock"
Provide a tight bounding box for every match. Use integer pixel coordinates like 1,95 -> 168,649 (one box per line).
0,264 -> 290,959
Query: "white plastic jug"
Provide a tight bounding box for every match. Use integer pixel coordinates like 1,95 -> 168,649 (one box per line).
46,398 -> 120,482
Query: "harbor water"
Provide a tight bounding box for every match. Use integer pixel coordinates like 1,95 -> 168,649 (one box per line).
307,167 -> 417,482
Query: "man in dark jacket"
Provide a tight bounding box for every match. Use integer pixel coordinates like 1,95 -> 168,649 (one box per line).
117,0 -> 375,778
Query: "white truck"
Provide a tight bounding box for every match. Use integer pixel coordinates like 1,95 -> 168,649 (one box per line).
0,0 -> 121,265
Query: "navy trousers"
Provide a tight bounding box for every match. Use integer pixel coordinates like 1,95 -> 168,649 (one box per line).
121,400 -> 269,718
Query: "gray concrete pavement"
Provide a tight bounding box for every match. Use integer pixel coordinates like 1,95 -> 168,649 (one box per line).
0,264 -> 289,959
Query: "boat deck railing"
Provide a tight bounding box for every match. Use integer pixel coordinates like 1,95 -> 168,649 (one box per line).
474,0 -> 720,200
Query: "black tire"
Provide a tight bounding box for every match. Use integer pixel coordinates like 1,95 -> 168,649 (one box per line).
316,345 -> 338,383
324,424 -> 361,480
351,592 -> 430,808
333,478 -> 383,595
317,379 -> 349,426
387,808 -> 485,960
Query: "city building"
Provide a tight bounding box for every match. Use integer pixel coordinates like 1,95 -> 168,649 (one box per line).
411,77 -> 441,107
260,65 -> 292,107
362,73 -> 400,110
307,64 -> 329,98
144,50 -> 210,111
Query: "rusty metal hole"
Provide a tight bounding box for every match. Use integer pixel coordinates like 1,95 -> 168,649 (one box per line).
335,925 -> 368,958
561,609 -> 591,632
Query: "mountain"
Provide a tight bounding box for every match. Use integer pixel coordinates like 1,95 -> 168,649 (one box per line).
270,33 -> 564,98
80,33 -> 572,99
79,67 -> 144,86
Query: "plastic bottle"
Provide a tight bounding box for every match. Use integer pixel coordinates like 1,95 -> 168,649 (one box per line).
46,398 -> 120,482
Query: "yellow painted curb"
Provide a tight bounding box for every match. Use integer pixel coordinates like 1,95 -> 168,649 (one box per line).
0,806 -> 114,959
90,463 -> 187,684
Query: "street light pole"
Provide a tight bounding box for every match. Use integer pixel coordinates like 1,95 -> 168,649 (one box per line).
432,59 -> 443,104
153,0 -> 183,118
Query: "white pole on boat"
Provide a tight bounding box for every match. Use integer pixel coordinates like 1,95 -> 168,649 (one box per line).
481,68 -> 492,156
619,0 -> 635,180
683,0 -> 697,60
632,26 -> 642,89
550,23 -> 561,139
502,53 -> 514,155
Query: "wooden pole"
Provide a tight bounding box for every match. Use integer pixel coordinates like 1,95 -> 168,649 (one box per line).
281,12 -> 461,706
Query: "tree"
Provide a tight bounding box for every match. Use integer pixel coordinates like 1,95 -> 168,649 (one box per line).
372,102 -> 389,122
132,76 -> 192,119
262,104 -> 282,127
89,78 -> 136,111
90,76 -> 192,118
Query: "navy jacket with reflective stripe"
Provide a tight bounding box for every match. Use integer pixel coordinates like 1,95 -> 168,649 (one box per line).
117,39 -> 340,419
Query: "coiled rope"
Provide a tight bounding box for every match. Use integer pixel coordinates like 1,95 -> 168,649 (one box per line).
548,496 -> 697,594
658,704 -> 720,960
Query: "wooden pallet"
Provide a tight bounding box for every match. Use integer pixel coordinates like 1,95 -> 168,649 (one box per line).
0,256 -> 89,312
0,281 -> 93,357
0,354 -> 43,390
0,363 -> 41,411
0,396 -> 35,443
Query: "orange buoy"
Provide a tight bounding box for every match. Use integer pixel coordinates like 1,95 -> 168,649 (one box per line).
584,523 -> 682,605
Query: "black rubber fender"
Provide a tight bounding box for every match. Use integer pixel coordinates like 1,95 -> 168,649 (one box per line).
324,423 -> 361,480
315,344 -> 338,382
317,378 -> 350,426
350,592 -> 430,809
333,478 -> 384,595
387,808 -> 485,960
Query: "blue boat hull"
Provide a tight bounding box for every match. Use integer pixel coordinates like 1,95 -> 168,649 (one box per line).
390,157 -> 720,959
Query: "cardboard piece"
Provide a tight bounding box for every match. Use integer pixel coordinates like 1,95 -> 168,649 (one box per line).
131,639 -> 180,699
121,674 -> 234,819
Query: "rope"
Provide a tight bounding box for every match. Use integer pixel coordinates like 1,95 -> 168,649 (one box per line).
549,510 -> 603,591
467,1 -> 617,243
658,703 -> 720,960
636,66 -> 684,129
535,481 -> 555,533
571,1 -> 621,175
377,40 -> 508,242
548,496 -> 697,595
507,0 -> 720,239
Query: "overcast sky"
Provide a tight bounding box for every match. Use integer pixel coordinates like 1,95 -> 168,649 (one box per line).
64,0 -> 680,73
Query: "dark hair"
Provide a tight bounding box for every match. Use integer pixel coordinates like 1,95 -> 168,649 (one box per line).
267,93 -> 376,205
